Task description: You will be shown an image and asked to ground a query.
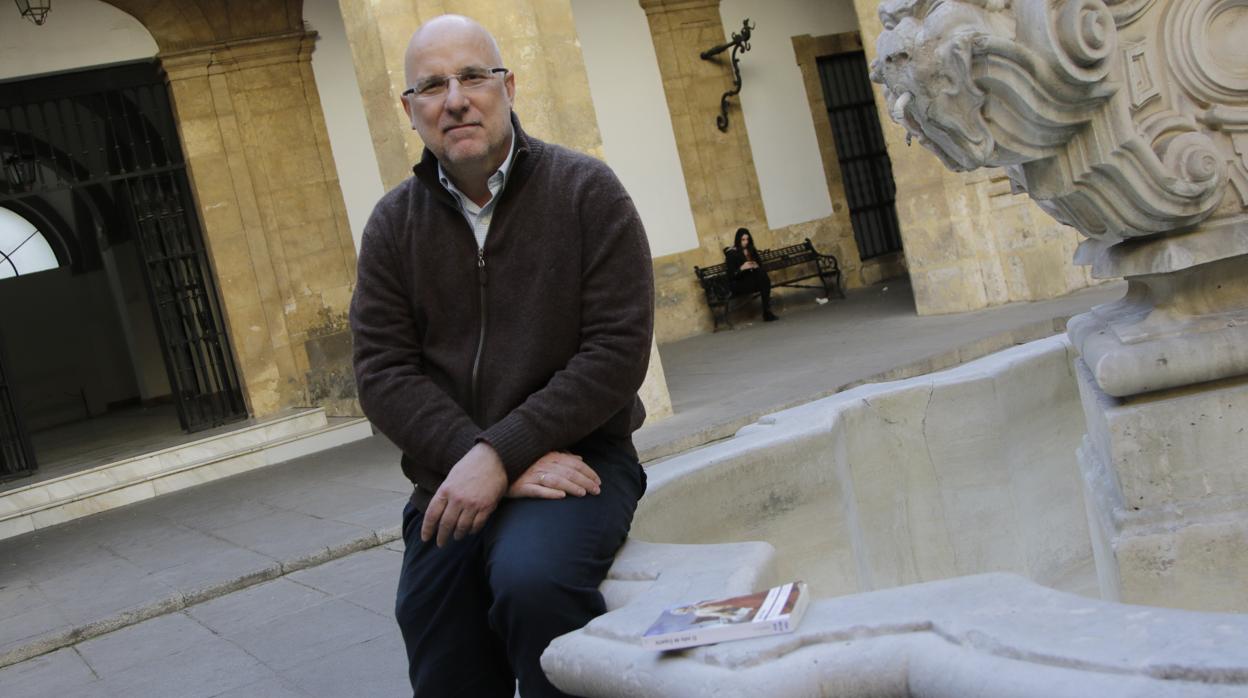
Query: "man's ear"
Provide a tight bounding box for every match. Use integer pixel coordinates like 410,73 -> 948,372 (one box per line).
401,95 -> 415,127
504,71 -> 516,106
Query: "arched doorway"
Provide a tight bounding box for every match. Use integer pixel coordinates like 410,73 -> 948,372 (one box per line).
0,60 -> 246,481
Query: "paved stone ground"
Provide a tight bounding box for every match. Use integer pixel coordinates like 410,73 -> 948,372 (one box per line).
0,278 -> 1126,697
0,435 -> 409,672
0,543 -> 408,697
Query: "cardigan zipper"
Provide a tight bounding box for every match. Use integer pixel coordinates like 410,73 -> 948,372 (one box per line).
470,246 -> 487,424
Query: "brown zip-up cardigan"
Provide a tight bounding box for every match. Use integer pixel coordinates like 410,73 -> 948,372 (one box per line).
349,117 -> 654,510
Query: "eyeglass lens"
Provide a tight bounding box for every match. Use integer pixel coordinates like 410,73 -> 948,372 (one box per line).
406,68 -> 507,98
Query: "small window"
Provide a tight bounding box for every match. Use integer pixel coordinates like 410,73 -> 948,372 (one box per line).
0,207 -> 59,279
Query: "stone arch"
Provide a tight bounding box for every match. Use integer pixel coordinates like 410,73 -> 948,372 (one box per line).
98,0 -> 304,53
84,0 -> 361,419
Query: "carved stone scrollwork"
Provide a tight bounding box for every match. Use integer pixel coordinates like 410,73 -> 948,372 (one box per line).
1051,0 -> 1116,81
871,0 -> 1235,265
1103,0 -> 1158,26
872,0 -> 1248,397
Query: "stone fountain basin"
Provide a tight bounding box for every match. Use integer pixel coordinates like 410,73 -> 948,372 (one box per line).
634,334 -> 1096,600
542,336 -> 1248,697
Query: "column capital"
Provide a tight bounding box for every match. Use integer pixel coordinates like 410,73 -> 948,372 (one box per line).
638,0 -> 721,16
160,30 -> 316,82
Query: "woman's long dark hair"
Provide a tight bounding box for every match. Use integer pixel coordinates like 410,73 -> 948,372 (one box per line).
733,227 -> 760,262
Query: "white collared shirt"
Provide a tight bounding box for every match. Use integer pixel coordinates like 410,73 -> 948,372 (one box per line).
437,126 -> 517,251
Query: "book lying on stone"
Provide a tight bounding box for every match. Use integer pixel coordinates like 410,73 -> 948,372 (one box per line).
641,581 -> 810,650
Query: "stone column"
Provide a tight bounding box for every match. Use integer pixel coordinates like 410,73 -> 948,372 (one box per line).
638,0 -> 768,244
162,31 -> 360,418
336,0 -> 673,422
870,0 -> 1248,611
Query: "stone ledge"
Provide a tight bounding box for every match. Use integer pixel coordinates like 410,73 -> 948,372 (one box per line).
546,560 -> 1248,697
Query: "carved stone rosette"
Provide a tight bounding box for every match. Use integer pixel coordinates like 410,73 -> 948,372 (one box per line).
871,0 -> 1248,397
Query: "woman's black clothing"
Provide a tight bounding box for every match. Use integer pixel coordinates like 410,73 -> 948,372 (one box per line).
724,247 -> 775,319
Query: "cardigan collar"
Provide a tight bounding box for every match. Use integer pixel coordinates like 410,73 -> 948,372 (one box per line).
412,112 -> 536,198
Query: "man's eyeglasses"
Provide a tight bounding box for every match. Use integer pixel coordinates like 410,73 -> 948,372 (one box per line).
403,68 -> 509,99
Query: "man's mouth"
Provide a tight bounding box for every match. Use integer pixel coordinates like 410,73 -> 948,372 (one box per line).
443,123 -> 480,134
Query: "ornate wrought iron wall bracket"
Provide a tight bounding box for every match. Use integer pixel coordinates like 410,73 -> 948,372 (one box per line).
700,19 -> 755,132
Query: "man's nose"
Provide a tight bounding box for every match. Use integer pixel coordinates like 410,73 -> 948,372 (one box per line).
444,78 -> 470,111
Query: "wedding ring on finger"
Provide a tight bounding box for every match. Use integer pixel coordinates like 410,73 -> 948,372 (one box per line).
538,472 -> 548,485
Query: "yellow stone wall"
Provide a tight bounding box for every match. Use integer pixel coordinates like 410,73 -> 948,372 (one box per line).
848,0 -> 1099,315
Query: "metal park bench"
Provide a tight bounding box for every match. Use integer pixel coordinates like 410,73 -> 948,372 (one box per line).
693,238 -> 844,331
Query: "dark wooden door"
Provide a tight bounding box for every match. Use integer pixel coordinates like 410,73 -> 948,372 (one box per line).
817,52 -> 904,261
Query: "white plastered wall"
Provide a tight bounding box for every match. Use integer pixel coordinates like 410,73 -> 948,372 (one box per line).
0,0 -> 156,80
719,0 -> 859,229
304,0 -> 386,251
570,0 -> 700,259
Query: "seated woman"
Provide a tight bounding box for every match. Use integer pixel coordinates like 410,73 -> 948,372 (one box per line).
724,227 -> 778,322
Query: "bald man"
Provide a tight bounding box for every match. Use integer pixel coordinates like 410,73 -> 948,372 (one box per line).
349,15 -> 654,697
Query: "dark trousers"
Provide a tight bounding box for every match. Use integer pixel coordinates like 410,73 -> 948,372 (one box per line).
731,268 -> 772,314
395,437 -> 646,698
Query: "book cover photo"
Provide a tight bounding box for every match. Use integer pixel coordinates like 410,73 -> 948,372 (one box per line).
641,581 -> 810,651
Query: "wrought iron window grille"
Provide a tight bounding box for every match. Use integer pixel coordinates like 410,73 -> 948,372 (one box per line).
3,154 -> 36,191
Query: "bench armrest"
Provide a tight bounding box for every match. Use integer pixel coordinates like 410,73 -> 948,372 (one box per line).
817,253 -> 841,271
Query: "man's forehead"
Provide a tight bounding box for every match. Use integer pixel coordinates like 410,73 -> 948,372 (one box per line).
406,20 -> 501,74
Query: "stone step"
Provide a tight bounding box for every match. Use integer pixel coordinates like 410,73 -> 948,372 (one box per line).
0,410 -> 374,541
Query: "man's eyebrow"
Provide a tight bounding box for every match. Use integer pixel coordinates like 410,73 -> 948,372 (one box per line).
412,65 -> 489,79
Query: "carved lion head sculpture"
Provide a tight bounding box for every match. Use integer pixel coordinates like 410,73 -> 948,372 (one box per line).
870,0 -> 1015,171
